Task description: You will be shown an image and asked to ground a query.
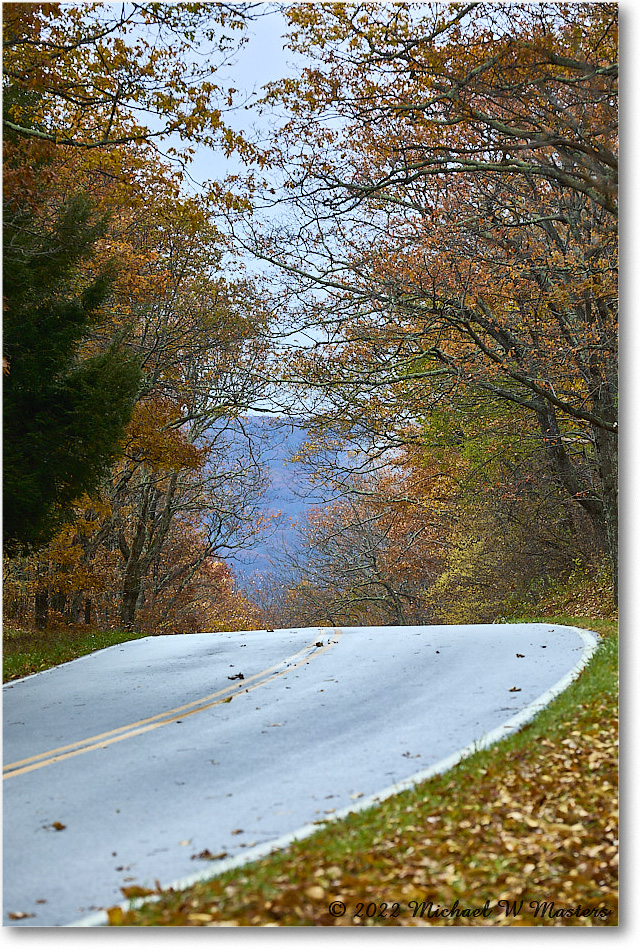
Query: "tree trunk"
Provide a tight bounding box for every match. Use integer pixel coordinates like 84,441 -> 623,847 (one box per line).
121,590 -> 137,629
69,591 -> 83,624
34,588 -> 49,630
592,422 -> 618,602
536,402 -> 617,603
118,472 -> 180,630
121,565 -> 143,629
536,405 -> 607,545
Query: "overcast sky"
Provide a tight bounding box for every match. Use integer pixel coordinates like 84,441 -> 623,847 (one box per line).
183,5 -> 298,190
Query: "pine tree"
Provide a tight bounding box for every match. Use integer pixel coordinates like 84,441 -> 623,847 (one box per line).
3,162 -> 140,554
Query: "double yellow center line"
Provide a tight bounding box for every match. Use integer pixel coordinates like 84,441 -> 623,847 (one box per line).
3,632 -> 341,781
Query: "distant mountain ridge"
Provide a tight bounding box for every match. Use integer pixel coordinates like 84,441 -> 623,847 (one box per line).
214,415 -> 330,581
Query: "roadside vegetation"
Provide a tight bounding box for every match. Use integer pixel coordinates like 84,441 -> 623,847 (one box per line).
2,625 -> 147,683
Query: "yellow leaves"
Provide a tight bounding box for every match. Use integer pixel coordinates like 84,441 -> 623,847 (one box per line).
126,398 -> 205,473
187,912 -> 217,923
121,885 -> 157,900
3,3 -> 251,155
305,885 -> 326,901
505,812 -> 540,830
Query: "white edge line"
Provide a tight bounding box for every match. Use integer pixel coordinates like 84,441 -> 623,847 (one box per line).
65,624 -> 599,928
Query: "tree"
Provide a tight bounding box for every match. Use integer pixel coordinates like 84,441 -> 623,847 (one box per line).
231,1 -> 618,599
99,181 -> 272,629
2,147 -> 140,554
2,2 -> 255,161
19,165 -> 275,631
2,3 -> 279,631
260,389 -> 602,628
264,456 -> 443,627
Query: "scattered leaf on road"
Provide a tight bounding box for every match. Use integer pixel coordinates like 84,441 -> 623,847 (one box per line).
191,849 -> 229,861
121,885 -> 157,899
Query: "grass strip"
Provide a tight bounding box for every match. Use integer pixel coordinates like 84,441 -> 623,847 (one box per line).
2,625 -> 147,683
110,615 -> 618,927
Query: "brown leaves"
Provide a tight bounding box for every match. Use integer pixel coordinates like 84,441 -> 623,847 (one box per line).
3,3 -> 252,154
126,397 -> 206,474
121,885 -> 158,900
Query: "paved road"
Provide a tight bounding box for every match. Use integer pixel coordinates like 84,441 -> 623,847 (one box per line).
3,623 -> 595,927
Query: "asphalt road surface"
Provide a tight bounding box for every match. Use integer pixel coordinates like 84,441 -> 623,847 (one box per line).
3,622 -> 595,927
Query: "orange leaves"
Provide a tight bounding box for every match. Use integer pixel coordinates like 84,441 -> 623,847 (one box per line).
126,398 -> 205,474
3,3 -> 252,156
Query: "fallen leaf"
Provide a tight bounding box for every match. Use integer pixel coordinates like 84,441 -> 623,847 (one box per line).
191,849 -> 229,861
121,885 -> 157,899
106,906 -> 123,925
509,687 -> 522,692
305,885 -> 325,900
8,911 -> 35,920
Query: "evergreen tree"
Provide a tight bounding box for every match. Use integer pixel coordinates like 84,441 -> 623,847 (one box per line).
3,180 -> 140,554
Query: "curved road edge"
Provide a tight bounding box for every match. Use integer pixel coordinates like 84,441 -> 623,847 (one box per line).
67,624 -> 599,928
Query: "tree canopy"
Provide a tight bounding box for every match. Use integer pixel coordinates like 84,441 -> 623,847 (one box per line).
230,1 -> 618,602
2,1 -> 618,631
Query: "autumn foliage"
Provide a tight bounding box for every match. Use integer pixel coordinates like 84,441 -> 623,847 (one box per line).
236,1 -> 617,617
3,2 -> 617,635
3,3 -> 270,634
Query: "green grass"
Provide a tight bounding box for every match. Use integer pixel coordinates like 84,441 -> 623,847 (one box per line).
111,614 -> 618,927
2,624 -> 147,682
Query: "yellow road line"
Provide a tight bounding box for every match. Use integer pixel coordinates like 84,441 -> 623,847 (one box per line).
4,638 -> 318,771
4,632 -> 341,780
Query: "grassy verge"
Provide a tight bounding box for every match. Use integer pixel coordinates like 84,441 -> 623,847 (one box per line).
111,615 -> 618,927
2,625 -> 147,683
